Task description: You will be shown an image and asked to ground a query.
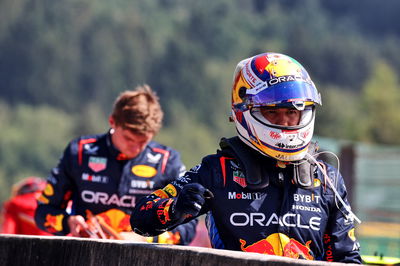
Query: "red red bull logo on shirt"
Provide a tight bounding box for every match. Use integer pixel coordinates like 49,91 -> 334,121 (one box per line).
240,233 -> 314,260
96,208 -> 131,232
44,213 -> 64,233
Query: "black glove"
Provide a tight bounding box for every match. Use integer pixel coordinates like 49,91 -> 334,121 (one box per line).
171,183 -> 213,222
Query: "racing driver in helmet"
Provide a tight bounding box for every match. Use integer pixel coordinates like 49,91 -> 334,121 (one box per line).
130,52 -> 362,263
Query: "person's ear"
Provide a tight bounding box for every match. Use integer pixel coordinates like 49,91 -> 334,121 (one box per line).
109,116 -> 116,129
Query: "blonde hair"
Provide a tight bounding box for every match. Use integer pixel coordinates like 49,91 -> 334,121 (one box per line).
111,84 -> 163,135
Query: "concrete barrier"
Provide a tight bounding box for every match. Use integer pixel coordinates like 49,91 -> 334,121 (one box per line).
0,234 -> 358,266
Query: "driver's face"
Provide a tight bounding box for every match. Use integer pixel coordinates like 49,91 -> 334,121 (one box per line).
110,126 -> 153,159
260,107 -> 301,126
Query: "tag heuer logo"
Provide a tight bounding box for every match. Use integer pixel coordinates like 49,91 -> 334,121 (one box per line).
88,157 -> 107,172
233,170 -> 247,188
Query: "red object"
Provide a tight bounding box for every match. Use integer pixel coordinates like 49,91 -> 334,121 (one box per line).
1,191 -> 51,235
189,219 -> 211,248
1,177 -> 51,235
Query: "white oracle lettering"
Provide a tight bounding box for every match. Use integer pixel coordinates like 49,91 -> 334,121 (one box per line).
250,213 -> 265,226
309,217 -> 321,231
286,76 -> 295,82
266,213 -> 280,226
120,195 -> 136,207
297,214 -> 310,229
229,212 -> 321,230
278,76 -> 286,83
269,78 -> 279,86
295,76 -> 303,82
82,190 -> 95,202
267,75 -> 307,86
282,213 -> 296,227
230,213 -> 249,226
97,192 -> 109,205
81,190 -> 135,207
107,194 -> 120,205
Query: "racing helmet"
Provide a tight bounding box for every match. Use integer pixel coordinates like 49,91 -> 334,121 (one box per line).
231,52 -> 322,161
11,176 -> 46,196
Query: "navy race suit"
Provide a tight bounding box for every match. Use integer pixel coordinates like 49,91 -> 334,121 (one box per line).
35,131 -> 197,245
130,137 -> 361,263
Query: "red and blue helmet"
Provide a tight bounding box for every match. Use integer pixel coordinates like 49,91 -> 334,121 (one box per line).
231,52 -> 322,161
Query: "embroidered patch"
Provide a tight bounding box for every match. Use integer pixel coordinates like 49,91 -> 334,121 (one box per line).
88,156 -> 107,172
233,170 -> 247,188
132,165 -> 157,178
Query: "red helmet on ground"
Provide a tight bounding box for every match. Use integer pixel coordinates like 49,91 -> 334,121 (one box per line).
12,177 -> 46,196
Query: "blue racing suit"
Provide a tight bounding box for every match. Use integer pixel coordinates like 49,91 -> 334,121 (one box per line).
35,131 -> 197,245
130,137 -> 361,263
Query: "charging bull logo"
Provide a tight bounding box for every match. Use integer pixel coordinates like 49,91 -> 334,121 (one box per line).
96,209 -> 131,232
240,233 -> 314,260
44,214 -> 64,233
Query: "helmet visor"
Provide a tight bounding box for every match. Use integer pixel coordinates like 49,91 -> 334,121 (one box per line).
250,105 -> 314,130
247,80 -> 321,106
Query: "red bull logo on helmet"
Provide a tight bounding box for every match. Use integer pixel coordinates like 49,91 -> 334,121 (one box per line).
240,233 -> 314,260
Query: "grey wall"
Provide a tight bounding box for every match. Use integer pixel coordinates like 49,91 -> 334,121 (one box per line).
0,235 -> 358,266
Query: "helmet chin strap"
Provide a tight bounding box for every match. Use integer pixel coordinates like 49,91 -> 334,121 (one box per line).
289,141 -> 319,189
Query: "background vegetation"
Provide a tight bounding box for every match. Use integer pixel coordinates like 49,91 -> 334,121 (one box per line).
1,0 -> 400,201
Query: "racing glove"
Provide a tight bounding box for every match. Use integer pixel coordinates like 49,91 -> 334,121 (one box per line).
170,183 -> 213,222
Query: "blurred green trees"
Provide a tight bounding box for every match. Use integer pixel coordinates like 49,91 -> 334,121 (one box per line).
0,0 -> 399,201
361,61 -> 400,144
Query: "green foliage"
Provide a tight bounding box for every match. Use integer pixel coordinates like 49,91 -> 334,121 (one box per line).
155,101 -> 223,168
315,87 -> 364,141
360,61 -> 400,144
0,102 -> 76,201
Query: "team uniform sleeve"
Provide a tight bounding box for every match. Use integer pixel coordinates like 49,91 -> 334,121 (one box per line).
34,144 -> 75,235
163,148 -> 186,179
322,165 -> 362,264
130,160 -> 212,240
143,148 -> 196,245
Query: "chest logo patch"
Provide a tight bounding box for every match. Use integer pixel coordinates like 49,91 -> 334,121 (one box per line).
147,153 -> 162,163
233,170 -> 247,188
84,143 -> 98,154
132,165 -> 157,178
313,178 -> 321,187
88,156 -> 107,172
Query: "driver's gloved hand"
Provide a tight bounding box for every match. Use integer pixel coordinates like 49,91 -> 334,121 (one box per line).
170,183 -> 213,221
